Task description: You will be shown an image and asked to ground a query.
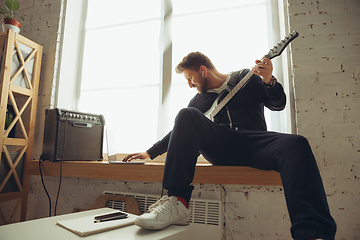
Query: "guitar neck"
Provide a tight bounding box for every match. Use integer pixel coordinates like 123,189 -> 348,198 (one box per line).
209,69 -> 254,119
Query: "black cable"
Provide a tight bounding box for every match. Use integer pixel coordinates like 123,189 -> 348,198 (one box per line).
39,155 -> 52,217
54,159 -> 62,216
54,111 -> 68,216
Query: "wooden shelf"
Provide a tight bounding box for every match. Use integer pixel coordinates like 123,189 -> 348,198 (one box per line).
0,30 -> 43,222
28,160 -> 282,186
0,191 -> 22,202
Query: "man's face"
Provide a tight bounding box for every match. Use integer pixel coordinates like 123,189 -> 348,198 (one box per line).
182,68 -> 208,93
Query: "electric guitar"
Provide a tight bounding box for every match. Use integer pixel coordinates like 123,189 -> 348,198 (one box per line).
204,31 -> 299,121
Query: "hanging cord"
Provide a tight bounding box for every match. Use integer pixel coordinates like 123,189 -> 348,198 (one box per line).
214,184 -> 237,240
54,111 -> 69,216
38,155 -> 52,217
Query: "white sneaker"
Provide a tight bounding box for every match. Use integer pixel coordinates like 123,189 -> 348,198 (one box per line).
135,196 -> 191,230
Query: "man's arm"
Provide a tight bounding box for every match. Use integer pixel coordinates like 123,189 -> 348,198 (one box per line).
253,58 -> 286,111
122,131 -> 171,162
122,152 -> 150,162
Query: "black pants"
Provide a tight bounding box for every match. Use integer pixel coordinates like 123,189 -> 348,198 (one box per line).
163,107 -> 336,240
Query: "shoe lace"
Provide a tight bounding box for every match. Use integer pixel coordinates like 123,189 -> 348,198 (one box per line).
148,196 -> 169,212
148,196 -> 180,216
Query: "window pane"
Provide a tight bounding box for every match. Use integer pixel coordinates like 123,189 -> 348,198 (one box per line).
81,21 -> 161,90
79,87 -> 159,153
173,0 -> 267,15
86,0 -> 161,29
172,3 -> 269,77
79,1 -> 161,154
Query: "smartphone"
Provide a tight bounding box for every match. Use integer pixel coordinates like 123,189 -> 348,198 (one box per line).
94,211 -> 128,221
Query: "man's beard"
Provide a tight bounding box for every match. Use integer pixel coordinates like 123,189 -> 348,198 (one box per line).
196,77 -> 209,93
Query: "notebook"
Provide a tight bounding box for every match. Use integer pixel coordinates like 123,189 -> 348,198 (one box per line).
56,209 -> 137,237
105,129 -> 145,164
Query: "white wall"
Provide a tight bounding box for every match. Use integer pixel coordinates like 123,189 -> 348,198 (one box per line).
288,0 -> 360,238
16,0 -> 64,160
1,0 -> 358,239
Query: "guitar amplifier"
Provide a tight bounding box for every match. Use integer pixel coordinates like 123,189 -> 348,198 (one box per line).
42,108 -> 105,161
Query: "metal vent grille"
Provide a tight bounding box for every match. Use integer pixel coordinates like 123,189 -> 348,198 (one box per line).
103,191 -> 221,226
191,200 -> 220,225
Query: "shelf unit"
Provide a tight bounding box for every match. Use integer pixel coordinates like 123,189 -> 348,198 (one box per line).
0,30 -> 42,223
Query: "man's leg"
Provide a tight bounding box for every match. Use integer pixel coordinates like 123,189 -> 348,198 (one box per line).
233,131 -> 337,240
163,107 -> 236,202
276,134 -> 336,240
135,107 -> 235,229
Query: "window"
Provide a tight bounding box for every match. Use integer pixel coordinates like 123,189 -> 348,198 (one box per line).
57,0 -> 292,155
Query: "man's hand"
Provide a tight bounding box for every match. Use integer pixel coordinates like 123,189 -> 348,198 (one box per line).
252,58 -> 273,84
122,152 -> 150,162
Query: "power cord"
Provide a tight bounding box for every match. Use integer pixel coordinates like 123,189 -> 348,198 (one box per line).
38,155 -> 64,217
54,111 -> 68,216
38,155 -> 52,217
54,158 -> 63,216
39,110 -> 69,217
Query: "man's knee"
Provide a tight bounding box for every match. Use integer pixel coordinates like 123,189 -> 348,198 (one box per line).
284,134 -> 310,149
281,134 -> 316,164
175,107 -> 203,123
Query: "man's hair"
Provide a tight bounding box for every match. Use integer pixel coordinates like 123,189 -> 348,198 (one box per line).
175,51 -> 215,74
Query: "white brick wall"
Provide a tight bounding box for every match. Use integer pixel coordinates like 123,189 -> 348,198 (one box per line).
289,0 -> 360,239
3,0 -> 358,239
17,0 -> 64,160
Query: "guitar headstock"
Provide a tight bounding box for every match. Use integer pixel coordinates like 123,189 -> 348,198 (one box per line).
264,31 -> 299,59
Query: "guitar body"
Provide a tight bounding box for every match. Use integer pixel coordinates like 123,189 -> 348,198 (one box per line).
203,98 -> 220,120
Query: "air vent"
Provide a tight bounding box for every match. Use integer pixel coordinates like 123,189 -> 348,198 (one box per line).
103,191 -> 221,226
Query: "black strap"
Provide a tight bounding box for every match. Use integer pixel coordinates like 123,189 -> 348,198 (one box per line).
226,69 -> 248,92
218,69 -> 247,104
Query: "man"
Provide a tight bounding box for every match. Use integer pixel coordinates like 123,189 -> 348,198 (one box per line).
123,52 -> 336,240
